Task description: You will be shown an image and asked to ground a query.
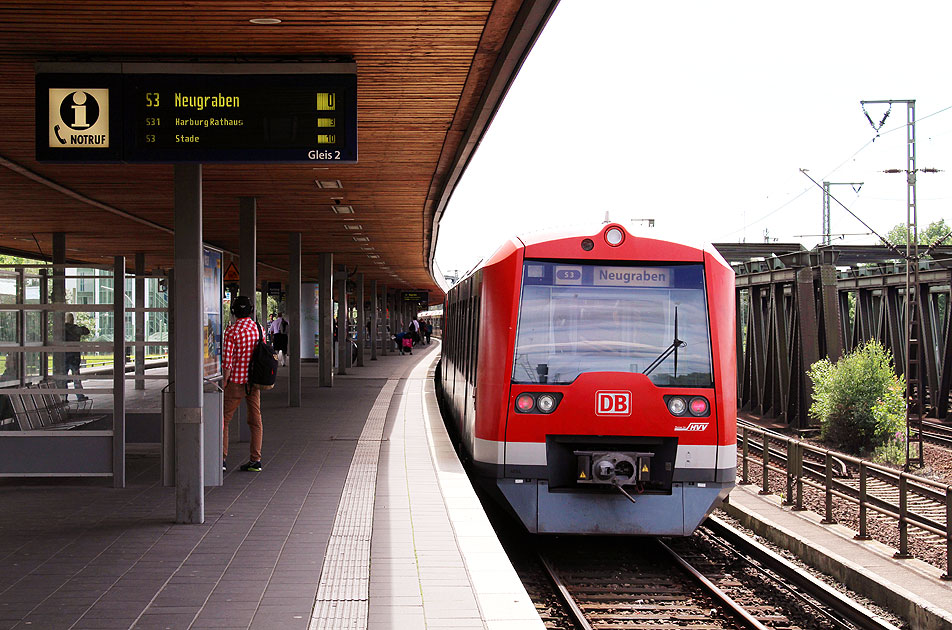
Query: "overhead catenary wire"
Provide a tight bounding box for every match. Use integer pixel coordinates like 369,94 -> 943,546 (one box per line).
798,168 -> 904,258
722,102 -> 952,240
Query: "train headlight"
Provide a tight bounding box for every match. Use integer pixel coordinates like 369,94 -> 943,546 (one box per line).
666,396 -> 687,416
537,394 -> 557,413
516,394 -> 535,413
605,226 -> 625,246
689,397 -> 710,416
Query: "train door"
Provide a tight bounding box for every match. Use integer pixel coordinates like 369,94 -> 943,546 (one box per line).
461,274 -> 482,452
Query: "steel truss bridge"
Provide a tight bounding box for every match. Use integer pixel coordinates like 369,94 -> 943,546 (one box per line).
715,243 -> 952,428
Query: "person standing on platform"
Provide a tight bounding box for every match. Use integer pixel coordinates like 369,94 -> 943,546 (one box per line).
222,296 -> 264,473
64,313 -> 90,401
423,321 -> 432,345
408,316 -> 421,346
270,311 -> 288,367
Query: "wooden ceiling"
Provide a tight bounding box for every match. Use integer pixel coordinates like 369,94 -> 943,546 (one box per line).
0,1 -> 558,298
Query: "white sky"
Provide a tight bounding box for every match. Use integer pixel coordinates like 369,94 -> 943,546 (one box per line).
434,0 -> 952,277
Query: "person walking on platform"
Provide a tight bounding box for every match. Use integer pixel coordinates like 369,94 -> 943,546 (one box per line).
423,321 -> 432,345
270,311 -> 289,367
222,296 -> 264,473
64,313 -> 90,401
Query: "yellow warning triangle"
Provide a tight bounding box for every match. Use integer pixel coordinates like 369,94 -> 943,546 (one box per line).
641,464 -> 649,473
579,471 -> 587,479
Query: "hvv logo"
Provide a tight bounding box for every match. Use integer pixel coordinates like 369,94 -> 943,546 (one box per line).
596,390 -> 631,416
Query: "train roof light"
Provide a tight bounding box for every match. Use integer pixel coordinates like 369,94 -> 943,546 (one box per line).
605,226 -> 625,246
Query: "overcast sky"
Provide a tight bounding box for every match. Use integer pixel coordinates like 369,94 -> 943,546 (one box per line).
434,0 -> 952,278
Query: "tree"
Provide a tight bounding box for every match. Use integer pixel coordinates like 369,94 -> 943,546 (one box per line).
885,218 -> 951,250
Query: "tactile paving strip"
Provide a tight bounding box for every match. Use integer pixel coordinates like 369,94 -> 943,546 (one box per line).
309,379 -> 399,630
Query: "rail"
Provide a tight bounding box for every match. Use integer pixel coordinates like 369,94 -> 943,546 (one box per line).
737,420 -> 952,580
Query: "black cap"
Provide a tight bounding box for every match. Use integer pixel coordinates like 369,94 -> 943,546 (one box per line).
230,295 -> 254,318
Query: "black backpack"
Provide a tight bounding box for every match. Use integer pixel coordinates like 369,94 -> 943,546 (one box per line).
247,323 -> 278,393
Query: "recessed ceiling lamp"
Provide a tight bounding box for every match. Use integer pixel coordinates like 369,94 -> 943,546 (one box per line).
353,236 -> 370,242
367,254 -> 379,259
315,179 -> 342,189
249,17 -> 282,24
343,224 -> 363,231
332,205 -> 354,214
374,261 -> 386,265
360,246 -> 374,251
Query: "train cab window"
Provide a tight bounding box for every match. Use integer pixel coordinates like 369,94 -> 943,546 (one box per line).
512,261 -> 713,387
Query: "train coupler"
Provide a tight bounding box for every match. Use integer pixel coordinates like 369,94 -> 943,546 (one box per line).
574,450 -> 654,487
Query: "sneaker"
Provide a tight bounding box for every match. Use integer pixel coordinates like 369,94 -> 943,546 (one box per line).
240,460 -> 262,472
222,458 -> 227,472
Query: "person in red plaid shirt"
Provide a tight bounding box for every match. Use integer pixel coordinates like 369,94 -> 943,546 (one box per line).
222,296 -> 264,472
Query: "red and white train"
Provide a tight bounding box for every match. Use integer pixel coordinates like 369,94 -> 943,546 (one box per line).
437,223 -> 735,535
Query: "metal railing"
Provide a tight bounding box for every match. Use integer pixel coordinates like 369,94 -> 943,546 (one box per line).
737,421 -> 952,580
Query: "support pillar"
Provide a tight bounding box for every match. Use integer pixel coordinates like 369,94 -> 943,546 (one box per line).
173,164 -> 204,524
380,284 -> 388,356
52,233 -> 65,387
239,197 -> 257,306
289,233 -> 302,407
355,273 -> 365,367
113,256 -> 126,488
135,253 -> 146,390
370,279 -> 378,361
337,268 -> 347,375
319,253 -> 333,386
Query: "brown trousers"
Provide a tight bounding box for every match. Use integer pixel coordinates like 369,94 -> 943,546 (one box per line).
222,381 -> 262,462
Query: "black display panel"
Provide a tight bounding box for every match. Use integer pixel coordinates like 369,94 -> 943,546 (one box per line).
36,64 -> 357,164
123,73 -> 357,163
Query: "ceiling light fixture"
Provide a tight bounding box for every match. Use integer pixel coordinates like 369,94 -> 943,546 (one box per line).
353,236 -> 370,242
367,254 -> 379,259
249,17 -> 282,24
315,179 -> 342,189
343,224 -> 363,231
332,205 -> 354,214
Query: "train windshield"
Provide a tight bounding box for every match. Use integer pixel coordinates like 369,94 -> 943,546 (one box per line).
512,261 -> 713,387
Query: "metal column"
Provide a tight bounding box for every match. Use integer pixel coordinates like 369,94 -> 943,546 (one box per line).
135,253 -> 145,390
318,253 -> 333,387
288,233 -> 302,407
239,197 -> 257,305
355,273 -> 365,367
113,256 -> 126,488
173,164 -> 204,524
370,279 -> 378,361
380,283 -> 388,356
336,268 -> 347,375
52,233 -> 65,387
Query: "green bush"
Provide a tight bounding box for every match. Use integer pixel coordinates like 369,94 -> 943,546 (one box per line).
807,340 -> 906,456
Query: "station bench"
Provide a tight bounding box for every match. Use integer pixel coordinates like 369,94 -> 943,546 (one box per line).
6,382 -> 103,430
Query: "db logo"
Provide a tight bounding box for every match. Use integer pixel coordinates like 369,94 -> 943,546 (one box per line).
596,390 -> 631,416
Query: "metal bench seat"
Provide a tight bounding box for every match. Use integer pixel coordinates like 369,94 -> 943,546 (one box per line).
7,382 -> 104,430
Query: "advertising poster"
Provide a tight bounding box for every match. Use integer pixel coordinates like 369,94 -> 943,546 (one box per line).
203,247 -> 223,377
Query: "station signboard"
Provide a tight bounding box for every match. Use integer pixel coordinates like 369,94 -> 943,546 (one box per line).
402,291 -> 428,303
36,62 -> 357,164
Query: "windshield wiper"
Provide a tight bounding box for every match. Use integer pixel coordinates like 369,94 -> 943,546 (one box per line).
642,306 -> 686,377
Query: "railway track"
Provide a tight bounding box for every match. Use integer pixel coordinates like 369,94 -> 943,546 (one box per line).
536,517 -> 899,630
921,420 -> 952,448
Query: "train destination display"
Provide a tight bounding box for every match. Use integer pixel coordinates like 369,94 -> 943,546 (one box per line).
36,64 -> 357,163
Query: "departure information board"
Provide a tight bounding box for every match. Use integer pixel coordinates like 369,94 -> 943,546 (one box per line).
36,63 -> 357,164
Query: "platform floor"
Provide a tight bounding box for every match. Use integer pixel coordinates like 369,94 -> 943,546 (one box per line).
0,342 -> 541,630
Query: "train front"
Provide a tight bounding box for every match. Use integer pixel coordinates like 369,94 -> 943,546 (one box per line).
492,224 -> 736,535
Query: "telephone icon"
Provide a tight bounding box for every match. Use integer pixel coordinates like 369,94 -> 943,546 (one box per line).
54,124 -> 67,145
